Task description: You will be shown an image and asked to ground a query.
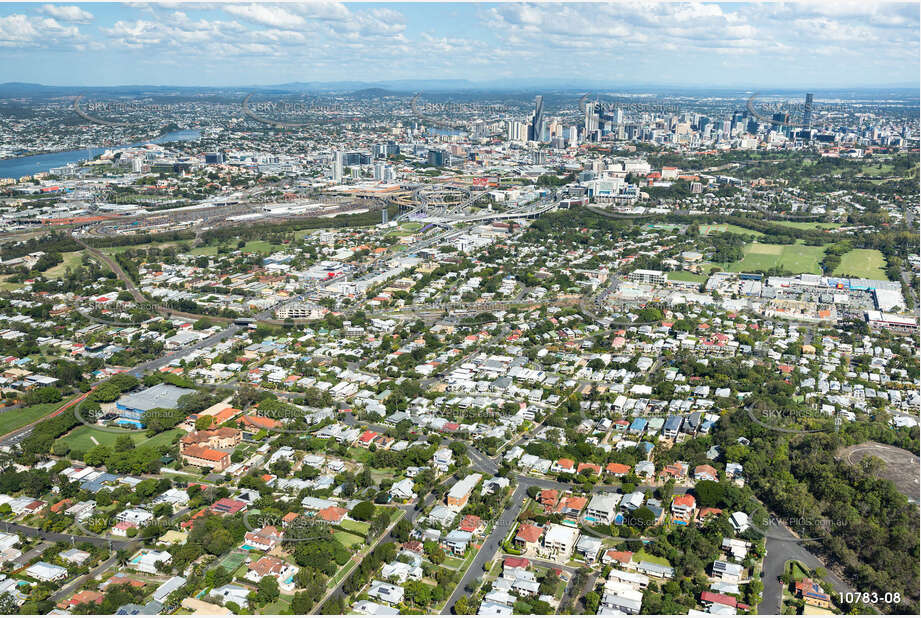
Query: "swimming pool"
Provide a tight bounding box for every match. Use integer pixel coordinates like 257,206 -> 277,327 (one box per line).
584,516 -> 598,523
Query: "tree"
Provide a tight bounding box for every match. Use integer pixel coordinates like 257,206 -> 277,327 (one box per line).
25,386 -> 62,405
195,415 -> 213,431
253,576 -> 279,606
694,480 -> 724,508
349,501 -> 375,521
454,595 -> 474,615
629,506 -> 657,531
0,592 -> 18,615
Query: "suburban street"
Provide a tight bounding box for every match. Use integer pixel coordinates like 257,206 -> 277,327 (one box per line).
758,522 -> 857,615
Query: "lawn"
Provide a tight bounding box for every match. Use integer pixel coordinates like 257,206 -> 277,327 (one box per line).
346,447 -> 373,465
717,241 -> 826,275
333,530 -> 364,548
787,559 -> 810,581
261,594 -> 293,614
832,249 -> 888,279
442,556 -> 464,569
633,549 -> 671,567
339,519 -> 370,535
140,428 -> 185,449
0,402 -> 59,436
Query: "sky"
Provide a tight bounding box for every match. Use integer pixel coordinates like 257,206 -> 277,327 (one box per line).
0,1 -> 918,89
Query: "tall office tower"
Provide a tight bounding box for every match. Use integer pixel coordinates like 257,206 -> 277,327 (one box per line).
568,125 -> 578,146
803,93 -> 814,129
615,107 -> 624,125
528,95 -> 545,142
332,150 -> 344,182
381,208 -> 389,225
584,101 -> 598,139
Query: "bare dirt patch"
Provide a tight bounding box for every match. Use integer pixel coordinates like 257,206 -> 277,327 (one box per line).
837,441 -> 920,502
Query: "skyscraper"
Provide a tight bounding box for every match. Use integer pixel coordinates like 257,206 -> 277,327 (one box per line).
584,101 -> 598,141
528,95 -> 544,142
332,150 -> 344,182
803,93 -> 814,130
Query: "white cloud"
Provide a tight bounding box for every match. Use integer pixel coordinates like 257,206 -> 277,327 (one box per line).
39,4 -> 93,24
0,13 -> 84,48
224,4 -> 306,29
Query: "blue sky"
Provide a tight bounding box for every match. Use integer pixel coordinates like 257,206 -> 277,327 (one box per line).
0,2 -> 918,88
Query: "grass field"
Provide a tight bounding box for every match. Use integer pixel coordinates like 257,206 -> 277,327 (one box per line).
43,251 -> 85,278
699,223 -> 765,238
188,239 -> 286,256
0,402 -> 59,436
667,270 -> 707,283
716,241 -> 826,275
384,221 -> 424,237
771,220 -> 841,231
56,425 -> 184,452
0,276 -> 23,291
103,241 -> 181,255
333,530 -> 364,548
832,249 -> 888,279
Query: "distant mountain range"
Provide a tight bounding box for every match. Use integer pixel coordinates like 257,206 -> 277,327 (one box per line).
0,80 -> 917,99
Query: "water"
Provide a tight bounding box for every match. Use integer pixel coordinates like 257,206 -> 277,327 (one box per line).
427,127 -> 466,137
0,129 -> 201,179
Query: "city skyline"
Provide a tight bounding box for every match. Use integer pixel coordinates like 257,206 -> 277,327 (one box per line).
0,2 -> 918,89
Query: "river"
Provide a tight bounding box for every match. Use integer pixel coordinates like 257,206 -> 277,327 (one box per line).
0,129 -> 201,179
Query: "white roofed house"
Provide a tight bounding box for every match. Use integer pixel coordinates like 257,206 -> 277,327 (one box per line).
433,447 -> 454,472
584,493 -> 620,525
542,523 -> 580,559
390,478 -> 416,502
25,561 -> 67,581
